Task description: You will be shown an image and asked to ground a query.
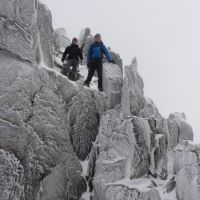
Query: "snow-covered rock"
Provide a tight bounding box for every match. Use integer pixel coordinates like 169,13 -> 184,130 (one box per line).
106,179 -> 161,200
109,49 -> 123,70
0,50 -> 92,199
79,28 -> 91,48
167,118 -> 179,151
0,1 -> 197,199
83,35 -> 94,58
168,144 -> 200,200
103,63 -> 123,108
168,113 -> 194,142
67,89 -> 107,161
122,58 -> 145,118
37,1 -> 54,68
0,149 -> 25,200
88,110 -> 152,199
53,28 -> 71,55
0,0 -> 39,62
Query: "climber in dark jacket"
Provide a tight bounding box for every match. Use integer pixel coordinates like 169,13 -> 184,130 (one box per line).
61,37 -> 83,81
84,33 -> 114,91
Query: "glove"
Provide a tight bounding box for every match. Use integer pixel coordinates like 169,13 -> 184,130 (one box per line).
110,60 -> 115,64
62,60 -> 67,65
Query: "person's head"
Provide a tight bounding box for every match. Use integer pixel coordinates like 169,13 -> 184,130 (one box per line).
94,33 -> 102,43
72,37 -> 78,45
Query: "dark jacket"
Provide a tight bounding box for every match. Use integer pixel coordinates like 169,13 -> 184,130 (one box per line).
62,44 -> 83,62
87,42 -> 111,64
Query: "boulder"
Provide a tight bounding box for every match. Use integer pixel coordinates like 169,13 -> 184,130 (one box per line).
169,113 -> 194,141
106,179 -> 161,200
103,63 -> 123,108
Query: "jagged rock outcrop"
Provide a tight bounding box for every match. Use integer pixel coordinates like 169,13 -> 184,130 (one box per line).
0,0 -> 39,62
82,35 -> 94,58
53,28 -> 71,69
37,1 -> 54,68
79,28 -> 91,48
122,58 -> 145,117
53,28 -> 71,55
0,1 -> 197,200
87,110 -> 164,200
109,48 -> 123,70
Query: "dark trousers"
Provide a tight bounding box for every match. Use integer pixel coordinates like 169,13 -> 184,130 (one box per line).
84,60 -> 103,89
62,59 -> 79,80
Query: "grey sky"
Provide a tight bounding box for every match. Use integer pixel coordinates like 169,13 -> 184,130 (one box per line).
43,0 -> 200,142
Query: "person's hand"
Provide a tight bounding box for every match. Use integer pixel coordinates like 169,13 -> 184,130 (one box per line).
62,60 -> 67,65
80,60 -> 83,65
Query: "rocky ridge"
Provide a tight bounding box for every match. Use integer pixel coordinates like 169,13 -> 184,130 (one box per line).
0,1 -> 198,200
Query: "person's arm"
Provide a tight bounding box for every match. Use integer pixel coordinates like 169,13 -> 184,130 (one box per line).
87,45 -> 92,64
61,47 -> 69,62
78,48 -> 83,61
102,44 -> 111,62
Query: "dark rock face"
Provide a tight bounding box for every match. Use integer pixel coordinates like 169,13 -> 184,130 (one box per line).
68,89 -> 107,161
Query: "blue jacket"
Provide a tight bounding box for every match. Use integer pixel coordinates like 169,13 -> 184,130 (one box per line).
87,42 -> 111,64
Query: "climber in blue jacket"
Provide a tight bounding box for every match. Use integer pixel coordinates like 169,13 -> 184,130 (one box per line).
84,33 -> 114,91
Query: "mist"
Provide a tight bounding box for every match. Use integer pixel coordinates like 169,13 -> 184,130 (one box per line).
43,0 -> 200,142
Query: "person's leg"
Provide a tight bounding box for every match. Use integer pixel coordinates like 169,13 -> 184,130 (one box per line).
71,60 -> 79,81
96,61 -> 103,90
63,60 -> 71,76
84,61 -> 96,86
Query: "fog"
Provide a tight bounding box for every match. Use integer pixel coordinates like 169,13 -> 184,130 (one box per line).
43,0 -> 200,142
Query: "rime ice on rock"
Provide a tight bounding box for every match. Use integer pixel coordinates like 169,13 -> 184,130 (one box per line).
0,1 -> 198,200
103,63 -> 123,108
